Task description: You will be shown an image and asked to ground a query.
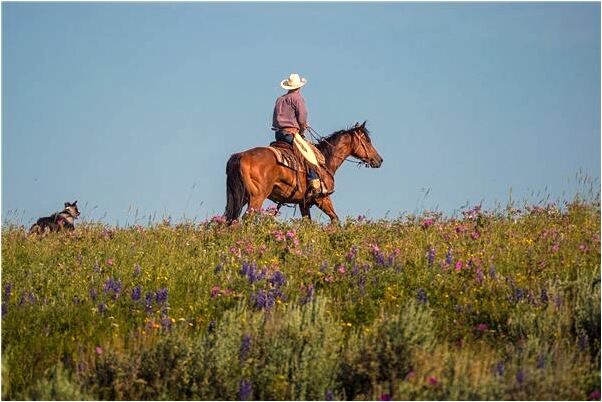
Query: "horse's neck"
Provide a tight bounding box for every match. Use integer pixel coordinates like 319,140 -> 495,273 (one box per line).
318,134 -> 351,173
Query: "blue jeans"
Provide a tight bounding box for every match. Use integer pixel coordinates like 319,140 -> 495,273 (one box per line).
274,131 -> 318,180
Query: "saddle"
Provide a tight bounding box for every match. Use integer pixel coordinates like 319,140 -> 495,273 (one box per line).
268,141 -> 303,171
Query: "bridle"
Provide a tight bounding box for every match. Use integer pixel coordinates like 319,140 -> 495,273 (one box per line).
307,126 -> 373,167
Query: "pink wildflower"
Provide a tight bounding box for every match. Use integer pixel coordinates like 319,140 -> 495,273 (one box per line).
95,346 -> 103,355
211,286 -> 221,298
427,376 -> 438,385
475,323 -> 488,332
106,258 -> 114,266
337,265 -> 346,274
421,218 -> 434,229
455,261 -> 463,271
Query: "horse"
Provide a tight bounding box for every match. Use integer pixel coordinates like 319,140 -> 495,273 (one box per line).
224,121 -> 383,223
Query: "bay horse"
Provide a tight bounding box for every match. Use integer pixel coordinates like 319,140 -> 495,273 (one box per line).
224,121 -> 383,223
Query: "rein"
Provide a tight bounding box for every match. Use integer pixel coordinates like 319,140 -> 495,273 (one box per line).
306,126 -> 371,167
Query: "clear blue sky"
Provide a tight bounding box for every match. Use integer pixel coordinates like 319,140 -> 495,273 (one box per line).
2,2 -> 600,226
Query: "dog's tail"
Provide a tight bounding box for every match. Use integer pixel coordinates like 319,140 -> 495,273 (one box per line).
224,153 -> 247,223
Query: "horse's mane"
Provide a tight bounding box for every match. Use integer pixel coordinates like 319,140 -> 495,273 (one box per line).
316,123 -> 371,158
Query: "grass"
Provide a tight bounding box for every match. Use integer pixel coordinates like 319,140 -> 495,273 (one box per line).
1,197 -> 600,400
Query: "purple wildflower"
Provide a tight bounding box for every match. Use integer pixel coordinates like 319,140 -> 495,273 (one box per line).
161,314 -> 172,330
4,283 -> 12,299
89,288 -> 98,301
269,271 -> 286,288
370,244 -> 385,265
214,264 -> 223,274
98,303 -> 107,314
239,379 -> 252,401
325,389 -> 334,401
488,265 -> 497,280
131,285 -> 142,302
2,302 -> 7,318
426,246 -> 435,267
145,292 -> 154,314
590,391 -> 601,400
445,248 -> 453,265
346,245 -> 358,262
103,278 -> 122,299
379,394 -> 392,401
516,370 -> 525,385
536,355 -> 545,369
320,261 -> 329,273
300,284 -> 315,305
417,288 -> 428,304
495,361 -> 505,376
239,333 -> 252,361
540,288 -> 549,304
133,264 -> 142,276
476,269 -> 484,285
156,288 -> 168,304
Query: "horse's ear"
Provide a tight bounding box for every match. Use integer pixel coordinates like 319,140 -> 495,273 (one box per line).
64,202 -> 70,208
354,122 -> 359,128
361,120 -> 367,128
73,200 -> 78,205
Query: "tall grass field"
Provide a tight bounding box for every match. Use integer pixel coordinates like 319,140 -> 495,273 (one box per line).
1,196 -> 600,400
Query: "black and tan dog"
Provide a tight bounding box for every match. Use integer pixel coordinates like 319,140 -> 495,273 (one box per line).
29,201 -> 80,235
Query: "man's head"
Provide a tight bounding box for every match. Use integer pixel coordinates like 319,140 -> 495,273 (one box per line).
280,73 -> 307,90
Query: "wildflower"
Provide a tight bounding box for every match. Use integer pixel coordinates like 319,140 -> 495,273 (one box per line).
77,254 -> 83,265
98,303 -> 107,314
470,231 -> 480,240
475,323 -> 488,332
95,346 -> 103,355
405,371 -> 416,381
357,214 -> 366,222
320,261 -> 329,273
161,315 -> 172,330
103,278 -> 122,299
514,288 -> 524,301
239,379 -> 252,401
211,286 -> 221,298
551,243 -> 560,253
106,258 -> 114,266
131,285 -> 142,302
421,218 -> 434,229
250,290 -> 273,310
145,292 -> 154,314
269,271 -> 286,287
427,376 -> 438,385
299,284 -> 315,305
540,288 -> 549,304
285,230 -> 296,239
93,260 -> 101,273
379,394 -> 391,401
579,243 -> 589,253
325,389 -> 334,401
370,244 -> 385,265
214,264 -> 223,274
417,288 -> 428,304
89,288 -> 98,301
1,302 -> 7,318
133,264 -> 142,276
488,265 -> 496,280
239,333 -> 252,361
516,370 -> 525,384
155,288 -> 168,304
346,245 -> 358,262
495,361 -> 505,376
589,391 -> 601,400
536,355 -> 545,369
476,269 -> 484,285
4,283 -> 12,299
273,230 -> 285,242
426,247 -> 435,267
454,260 -> 463,271
337,265 -> 346,274
445,248 -> 453,265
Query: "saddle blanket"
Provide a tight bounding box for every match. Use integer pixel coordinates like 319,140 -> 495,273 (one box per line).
268,141 -> 303,171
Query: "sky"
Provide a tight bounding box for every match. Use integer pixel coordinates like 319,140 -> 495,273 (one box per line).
2,2 -> 600,226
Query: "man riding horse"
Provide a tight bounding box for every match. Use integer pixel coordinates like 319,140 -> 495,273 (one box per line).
272,73 -> 331,199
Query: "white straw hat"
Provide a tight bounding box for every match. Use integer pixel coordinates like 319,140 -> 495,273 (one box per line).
280,73 -> 307,90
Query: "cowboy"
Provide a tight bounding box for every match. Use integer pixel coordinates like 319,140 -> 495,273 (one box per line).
272,73 -> 328,198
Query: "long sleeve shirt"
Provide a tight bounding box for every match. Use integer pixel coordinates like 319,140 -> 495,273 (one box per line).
272,90 -> 308,131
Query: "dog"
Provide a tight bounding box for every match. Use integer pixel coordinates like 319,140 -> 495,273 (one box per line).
29,201 -> 80,235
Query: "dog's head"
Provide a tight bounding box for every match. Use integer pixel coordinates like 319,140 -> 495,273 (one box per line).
63,201 -> 80,219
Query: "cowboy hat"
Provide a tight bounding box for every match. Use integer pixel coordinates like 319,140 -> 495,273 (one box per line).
280,73 -> 307,90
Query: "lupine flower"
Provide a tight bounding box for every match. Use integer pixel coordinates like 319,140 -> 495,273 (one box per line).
156,288 -> 168,304
103,278 -> 122,299
540,288 -> 549,304
346,245 -> 358,262
325,389 -> 334,401
488,265 -> 497,280
2,302 -> 7,318
445,248 -> 453,265
426,247 -> 435,267
495,361 -> 505,376
352,264 -> 359,276
145,292 -> 154,314
214,264 -> 223,274
239,333 -> 252,361
320,261 -> 329,273
516,370 -> 525,384
537,355 -> 545,369
300,284 -> 315,305
98,303 -> 107,314
89,288 -> 98,301
131,285 -> 142,302
251,290 -> 273,310
4,283 -> 12,299
417,288 -> 428,304
476,269 -> 484,285
133,264 -> 142,276
370,244 -> 385,265
239,379 -> 252,401
161,315 -> 172,330
269,271 -> 286,287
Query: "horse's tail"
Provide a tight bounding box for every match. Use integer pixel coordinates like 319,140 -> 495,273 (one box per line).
224,153 -> 246,223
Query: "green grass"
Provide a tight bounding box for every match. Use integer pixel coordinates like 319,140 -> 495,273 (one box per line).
1,199 -> 600,400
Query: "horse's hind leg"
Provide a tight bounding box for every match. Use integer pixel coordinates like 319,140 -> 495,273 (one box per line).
314,196 -> 339,223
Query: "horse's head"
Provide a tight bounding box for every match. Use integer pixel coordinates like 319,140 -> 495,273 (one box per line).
348,121 -> 383,168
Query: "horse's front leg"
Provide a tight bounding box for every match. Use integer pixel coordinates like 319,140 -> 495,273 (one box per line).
300,203 -> 312,220
314,196 -> 339,223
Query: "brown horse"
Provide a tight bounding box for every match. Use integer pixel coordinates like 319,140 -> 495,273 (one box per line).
224,121 -> 383,223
